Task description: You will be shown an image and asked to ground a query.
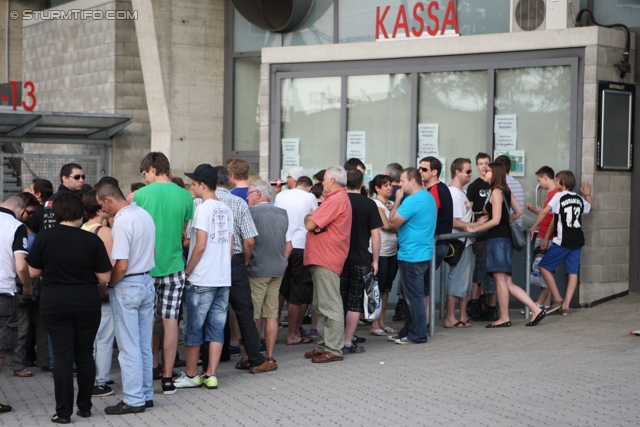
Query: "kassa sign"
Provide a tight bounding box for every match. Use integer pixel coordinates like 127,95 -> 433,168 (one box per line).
376,0 -> 459,40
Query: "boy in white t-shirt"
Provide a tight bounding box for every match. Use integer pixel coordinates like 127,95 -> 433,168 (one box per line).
175,164 -> 234,390
529,170 -> 593,316
445,158 -> 475,328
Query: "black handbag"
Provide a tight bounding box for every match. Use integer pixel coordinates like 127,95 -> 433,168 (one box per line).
498,188 -> 526,251
444,238 -> 467,267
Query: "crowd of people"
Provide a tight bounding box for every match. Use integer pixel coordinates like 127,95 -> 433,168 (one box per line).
0,151 -> 593,422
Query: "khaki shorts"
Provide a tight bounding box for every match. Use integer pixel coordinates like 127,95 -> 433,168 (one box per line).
249,277 -> 282,319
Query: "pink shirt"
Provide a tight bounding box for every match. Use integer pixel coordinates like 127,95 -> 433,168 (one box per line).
304,188 -> 352,275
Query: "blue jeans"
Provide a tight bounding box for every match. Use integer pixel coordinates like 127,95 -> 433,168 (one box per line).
183,285 -> 229,345
397,260 -> 430,343
94,302 -> 115,386
111,274 -> 155,407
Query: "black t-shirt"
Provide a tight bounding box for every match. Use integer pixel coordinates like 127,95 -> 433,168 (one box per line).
25,204 -> 44,235
427,182 -> 454,245
27,225 -> 112,314
467,178 -> 491,220
346,193 -> 383,265
555,193 -> 586,248
42,185 -> 84,230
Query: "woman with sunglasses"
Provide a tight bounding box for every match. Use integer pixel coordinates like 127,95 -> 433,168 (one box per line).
367,174 -> 399,336
468,163 -> 546,328
27,192 -> 112,424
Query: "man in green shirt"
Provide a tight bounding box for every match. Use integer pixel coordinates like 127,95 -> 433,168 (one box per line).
134,152 -> 194,395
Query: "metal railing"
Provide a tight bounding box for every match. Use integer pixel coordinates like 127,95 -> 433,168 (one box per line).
428,227 -> 532,337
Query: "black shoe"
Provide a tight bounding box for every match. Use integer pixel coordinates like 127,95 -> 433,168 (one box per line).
351,335 -> 366,344
161,378 -> 176,395
0,403 -> 12,413
145,400 -> 154,408
92,385 -> 114,397
76,410 -> 91,418
104,400 -> 146,415
342,343 -> 365,354
51,414 -> 70,424
392,309 -> 405,321
106,380 -> 115,385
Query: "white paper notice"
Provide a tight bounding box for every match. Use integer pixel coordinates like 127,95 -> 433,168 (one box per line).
495,133 -> 517,150
418,124 -> 439,157
281,139 -> 300,156
494,115 -> 517,134
282,156 -> 300,169
347,131 -> 366,162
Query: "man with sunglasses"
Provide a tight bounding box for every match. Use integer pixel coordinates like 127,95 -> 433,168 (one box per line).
419,157 -> 453,321
42,163 -> 86,230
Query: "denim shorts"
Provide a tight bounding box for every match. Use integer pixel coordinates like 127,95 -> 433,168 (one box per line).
446,245 -> 473,298
484,238 -> 513,276
183,285 -> 229,346
538,243 -> 582,275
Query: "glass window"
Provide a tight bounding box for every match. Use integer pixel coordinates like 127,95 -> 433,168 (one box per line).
456,0 -> 510,35
593,1 -> 640,28
283,0 -> 334,46
495,66 -> 572,226
234,9 -> 282,53
418,71 -> 488,183
233,57 -> 261,152
347,74 -> 412,180
281,77 -> 341,178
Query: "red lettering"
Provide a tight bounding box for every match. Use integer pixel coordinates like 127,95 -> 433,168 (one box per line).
376,6 -> 390,39
426,1 -> 439,36
392,5 -> 410,38
9,81 -> 17,110
441,0 -> 459,35
412,2 -> 425,37
23,81 -> 36,111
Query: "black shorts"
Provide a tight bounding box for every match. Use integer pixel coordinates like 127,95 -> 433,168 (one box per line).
0,294 -> 18,358
280,249 -> 313,305
340,261 -> 369,313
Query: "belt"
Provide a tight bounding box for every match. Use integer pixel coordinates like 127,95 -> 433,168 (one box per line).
124,271 -> 150,278
232,253 -> 244,259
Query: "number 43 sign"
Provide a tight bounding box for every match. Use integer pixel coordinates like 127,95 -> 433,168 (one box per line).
1,81 -> 37,111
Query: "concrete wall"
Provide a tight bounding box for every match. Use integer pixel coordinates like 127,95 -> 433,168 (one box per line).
20,0 -> 149,189
132,0 -> 225,180
260,26 -> 635,306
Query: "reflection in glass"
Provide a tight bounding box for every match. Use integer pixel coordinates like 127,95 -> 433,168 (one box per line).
495,66 -> 572,225
281,77 -> 341,177
284,0 -> 334,46
233,58 -> 261,152
456,0 -> 510,35
593,1 -> 640,28
418,71 -> 488,182
347,74 -> 411,178
234,9 -> 282,52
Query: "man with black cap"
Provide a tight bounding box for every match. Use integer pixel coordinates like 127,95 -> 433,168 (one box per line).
174,165 -> 234,390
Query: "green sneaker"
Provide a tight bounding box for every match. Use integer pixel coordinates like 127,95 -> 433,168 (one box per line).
174,373 -> 203,388
202,375 -> 218,389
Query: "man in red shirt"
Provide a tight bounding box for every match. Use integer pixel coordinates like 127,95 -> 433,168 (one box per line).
525,166 -> 557,310
302,166 -> 352,364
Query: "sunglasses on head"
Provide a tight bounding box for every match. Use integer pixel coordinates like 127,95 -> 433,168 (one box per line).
70,174 -> 85,180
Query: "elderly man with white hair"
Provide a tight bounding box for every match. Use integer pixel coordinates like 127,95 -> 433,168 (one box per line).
302,166 -> 352,364
246,180 -> 292,367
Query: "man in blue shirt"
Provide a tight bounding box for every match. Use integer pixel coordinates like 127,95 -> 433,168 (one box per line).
388,168 -> 436,344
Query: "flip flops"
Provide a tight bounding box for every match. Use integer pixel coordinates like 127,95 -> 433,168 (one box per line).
485,321 -> 511,328
370,329 -> 387,336
286,337 -> 314,345
382,327 -> 398,334
13,369 -> 32,377
445,320 -> 471,328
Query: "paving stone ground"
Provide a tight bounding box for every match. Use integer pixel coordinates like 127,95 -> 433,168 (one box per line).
2,293 -> 640,426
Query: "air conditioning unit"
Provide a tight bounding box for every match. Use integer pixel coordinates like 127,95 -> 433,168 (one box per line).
510,0 -> 576,32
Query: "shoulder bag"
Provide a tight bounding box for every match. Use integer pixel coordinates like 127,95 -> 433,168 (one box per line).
498,188 -> 526,251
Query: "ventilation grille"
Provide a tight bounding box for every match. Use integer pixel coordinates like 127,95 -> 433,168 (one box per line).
514,0 -> 546,31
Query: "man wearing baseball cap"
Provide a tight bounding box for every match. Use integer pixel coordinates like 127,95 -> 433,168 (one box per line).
175,164 -> 235,390
286,167 -> 306,190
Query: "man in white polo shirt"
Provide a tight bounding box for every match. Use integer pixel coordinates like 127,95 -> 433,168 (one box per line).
96,183 -> 156,415
0,195 -> 32,413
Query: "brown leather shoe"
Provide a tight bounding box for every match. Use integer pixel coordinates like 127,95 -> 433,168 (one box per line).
249,360 -> 278,374
235,359 -> 250,370
304,349 -> 323,359
311,351 -> 343,364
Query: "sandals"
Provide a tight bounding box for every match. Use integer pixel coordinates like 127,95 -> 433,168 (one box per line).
485,321 -> 511,328
13,368 -> 33,377
382,327 -> 398,334
51,414 -> 71,424
369,329 -> 387,336
234,359 -> 250,370
526,310 -> 547,327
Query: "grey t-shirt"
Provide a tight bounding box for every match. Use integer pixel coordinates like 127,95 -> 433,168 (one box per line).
111,203 -> 156,275
246,203 -> 290,278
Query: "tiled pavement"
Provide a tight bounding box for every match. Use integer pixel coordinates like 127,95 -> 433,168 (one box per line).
2,293 -> 640,426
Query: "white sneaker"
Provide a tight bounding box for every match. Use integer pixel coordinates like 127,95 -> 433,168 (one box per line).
394,337 -> 415,345
174,372 -> 203,388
